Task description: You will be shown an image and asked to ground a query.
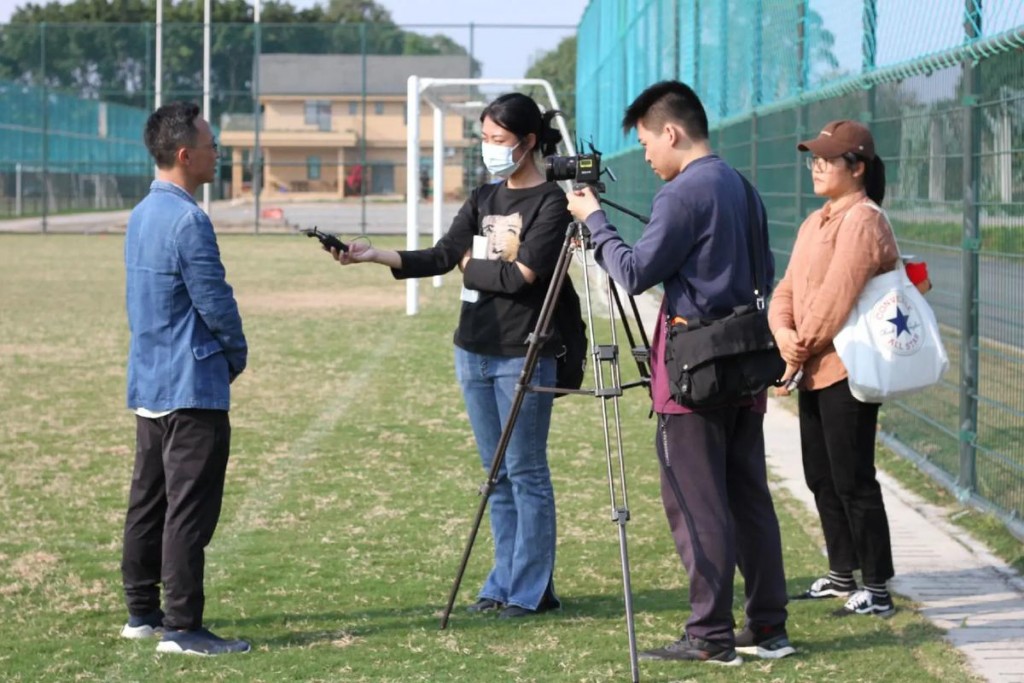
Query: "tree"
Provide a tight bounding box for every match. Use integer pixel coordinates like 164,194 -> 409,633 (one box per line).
525,35 -> 575,134
0,0 -> 480,117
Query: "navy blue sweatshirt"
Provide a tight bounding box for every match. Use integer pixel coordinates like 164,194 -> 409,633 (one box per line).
585,155 -> 774,320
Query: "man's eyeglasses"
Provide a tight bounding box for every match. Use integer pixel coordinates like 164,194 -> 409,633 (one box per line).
192,138 -> 219,153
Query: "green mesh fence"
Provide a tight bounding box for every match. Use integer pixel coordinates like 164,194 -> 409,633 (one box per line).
578,0 -> 1024,530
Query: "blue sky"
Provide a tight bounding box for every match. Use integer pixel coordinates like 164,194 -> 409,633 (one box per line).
0,0 -> 591,79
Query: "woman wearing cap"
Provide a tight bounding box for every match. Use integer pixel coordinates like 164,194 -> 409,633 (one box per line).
767,120 -> 898,617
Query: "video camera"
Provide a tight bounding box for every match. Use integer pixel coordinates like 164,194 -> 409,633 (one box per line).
545,140 -> 614,193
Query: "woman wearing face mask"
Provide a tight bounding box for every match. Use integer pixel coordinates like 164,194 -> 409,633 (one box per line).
768,120 -> 899,618
330,92 -> 570,618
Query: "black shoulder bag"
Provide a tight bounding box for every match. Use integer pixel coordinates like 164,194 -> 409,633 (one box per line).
663,174 -> 786,409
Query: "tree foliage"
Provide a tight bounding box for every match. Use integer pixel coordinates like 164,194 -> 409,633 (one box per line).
524,35 -> 575,134
0,0 -> 480,117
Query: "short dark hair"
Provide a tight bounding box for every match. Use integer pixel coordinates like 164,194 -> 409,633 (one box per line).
480,92 -> 563,157
622,81 -> 709,140
144,101 -> 202,169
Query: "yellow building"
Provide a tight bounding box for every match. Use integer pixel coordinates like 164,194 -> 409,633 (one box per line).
220,54 -> 473,200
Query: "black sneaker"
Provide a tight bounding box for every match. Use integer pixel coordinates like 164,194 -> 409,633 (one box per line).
638,635 -> 742,666
832,589 -> 895,618
734,624 -> 796,659
466,598 -> 503,614
792,576 -> 857,600
156,628 -> 251,656
120,609 -> 165,639
498,595 -> 560,619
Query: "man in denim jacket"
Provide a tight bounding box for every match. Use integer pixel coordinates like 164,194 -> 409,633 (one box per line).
119,101 -> 249,656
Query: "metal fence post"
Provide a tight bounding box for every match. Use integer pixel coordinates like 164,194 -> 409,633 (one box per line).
750,0 -> 763,183
360,22 -> 367,235
794,0 -> 808,232
862,0 -> 877,120
959,0 -> 982,497
253,1 -> 262,234
41,21 -> 48,233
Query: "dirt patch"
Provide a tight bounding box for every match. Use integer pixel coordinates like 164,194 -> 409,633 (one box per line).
10,551 -> 60,588
238,287 -> 403,313
0,344 -> 62,360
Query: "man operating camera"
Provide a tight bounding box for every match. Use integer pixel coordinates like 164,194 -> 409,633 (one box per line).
565,81 -> 793,666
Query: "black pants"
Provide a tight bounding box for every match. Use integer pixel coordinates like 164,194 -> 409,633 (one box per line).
656,407 -> 789,645
798,380 -> 894,585
121,409 -> 231,630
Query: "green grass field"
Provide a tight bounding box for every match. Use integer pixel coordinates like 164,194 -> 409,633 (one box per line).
0,234 -> 981,682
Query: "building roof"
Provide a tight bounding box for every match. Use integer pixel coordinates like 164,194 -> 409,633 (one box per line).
257,54 -> 473,96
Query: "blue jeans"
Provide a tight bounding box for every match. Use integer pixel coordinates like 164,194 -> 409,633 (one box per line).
454,347 -> 558,611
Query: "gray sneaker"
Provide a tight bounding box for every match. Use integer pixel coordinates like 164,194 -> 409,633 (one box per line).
156,628 -> 251,656
638,635 -> 742,666
734,624 -> 796,659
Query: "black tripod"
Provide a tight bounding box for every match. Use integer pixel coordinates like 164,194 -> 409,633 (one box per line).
438,212 -> 653,683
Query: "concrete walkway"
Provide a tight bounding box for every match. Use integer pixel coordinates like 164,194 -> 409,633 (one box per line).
618,282 -> 1024,682
762,403 -> 1024,683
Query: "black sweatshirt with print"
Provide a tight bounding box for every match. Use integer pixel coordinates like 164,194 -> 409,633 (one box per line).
393,180 -> 572,357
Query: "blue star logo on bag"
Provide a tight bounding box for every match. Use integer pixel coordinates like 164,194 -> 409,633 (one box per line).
871,291 -> 923,356
887,307 -> 911,337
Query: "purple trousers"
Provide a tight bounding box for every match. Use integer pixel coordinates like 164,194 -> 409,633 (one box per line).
655,407 -> 788,645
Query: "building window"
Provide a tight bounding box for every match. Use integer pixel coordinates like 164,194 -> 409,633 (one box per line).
305,100 -> 331,131
307,156 -> 321,180
348,101 -> 358,115
374,102 -> 384,115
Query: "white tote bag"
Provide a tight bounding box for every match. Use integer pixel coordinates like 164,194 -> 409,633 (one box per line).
832,204 -> 949,403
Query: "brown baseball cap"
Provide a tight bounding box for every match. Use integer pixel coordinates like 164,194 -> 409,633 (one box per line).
797,120 -> 875,160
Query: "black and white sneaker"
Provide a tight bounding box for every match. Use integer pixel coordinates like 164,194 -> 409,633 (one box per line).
792,576 -> 857,600
120,609 -> 165,639
734,624 -> 797,659
832,589 -> 895,618
156,628 -> 251,656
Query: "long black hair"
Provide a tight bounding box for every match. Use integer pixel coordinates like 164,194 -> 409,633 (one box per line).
480,93 -> 563,157
864,156 -> 886,205
847,152 -> 887,205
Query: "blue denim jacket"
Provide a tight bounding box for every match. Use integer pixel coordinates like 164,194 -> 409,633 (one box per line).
125,180 -> 247,412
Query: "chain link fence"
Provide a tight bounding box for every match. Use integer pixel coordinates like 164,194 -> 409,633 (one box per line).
579,0 -> 1024,533
0,21 -> 575,232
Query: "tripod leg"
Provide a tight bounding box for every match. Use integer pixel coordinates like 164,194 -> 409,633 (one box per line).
616,511 -> 640,683
440,224 -> 579,630
579,254 -> 641,682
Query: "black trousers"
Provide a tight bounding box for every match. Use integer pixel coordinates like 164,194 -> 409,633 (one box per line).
121,409 -> 231,630
798,380 -> 894,585
656,407 -> 789,645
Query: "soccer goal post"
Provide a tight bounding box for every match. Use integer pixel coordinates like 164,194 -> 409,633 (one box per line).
404,77 -> 576,315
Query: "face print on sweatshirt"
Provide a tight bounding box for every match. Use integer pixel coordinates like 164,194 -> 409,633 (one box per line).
480,213 -> 522,262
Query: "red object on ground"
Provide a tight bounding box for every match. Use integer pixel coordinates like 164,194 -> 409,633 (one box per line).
261,207 -> 284,220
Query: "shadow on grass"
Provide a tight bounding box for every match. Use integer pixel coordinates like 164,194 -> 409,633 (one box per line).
224,588 -> 687,648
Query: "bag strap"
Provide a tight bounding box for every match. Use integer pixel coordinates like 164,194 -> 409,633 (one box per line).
735,171 -> 768,310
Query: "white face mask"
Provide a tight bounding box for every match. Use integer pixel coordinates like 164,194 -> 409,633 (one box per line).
481,141 -> 523,178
